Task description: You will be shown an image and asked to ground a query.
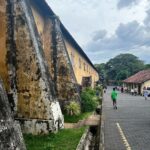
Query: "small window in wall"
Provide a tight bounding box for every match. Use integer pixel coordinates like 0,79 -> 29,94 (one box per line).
79,58 -> 82,69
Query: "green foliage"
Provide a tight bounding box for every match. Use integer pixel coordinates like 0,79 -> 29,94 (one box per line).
65,101 -> 81,116
24,127 -> 87,150
64,112 -> 92,123
105,54 -> 145,80
95,85 -> 101,90
145,64 -> 150,69
95,54 -> 147,82
95,85 -> 103,97
95,63 -> 106,83
81,88 -> 99,112
95,63 -> 106,77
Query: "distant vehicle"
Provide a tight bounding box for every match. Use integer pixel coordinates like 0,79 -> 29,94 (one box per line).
143,87 -> 150,97
147,87 -> 150,91
147,87 -> 150,96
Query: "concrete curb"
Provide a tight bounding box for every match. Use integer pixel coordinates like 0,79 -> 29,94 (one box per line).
99,98 -> 105,150
76,128 -> 89,150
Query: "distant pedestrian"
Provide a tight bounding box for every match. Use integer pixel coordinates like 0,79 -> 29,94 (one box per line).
143,90 -> 148,100
131,89 -> 134,95
103,86 -> 107,93
96,90 -> 99,97
121,87 -> 124,93
111,88 -> 118,109
134,88 -> 138,96
104,87 -> 107,93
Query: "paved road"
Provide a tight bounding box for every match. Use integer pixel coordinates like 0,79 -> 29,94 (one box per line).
103,87 -> 150,150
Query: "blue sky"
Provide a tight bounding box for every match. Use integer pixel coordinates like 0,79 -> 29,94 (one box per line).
46,0 -> 150,64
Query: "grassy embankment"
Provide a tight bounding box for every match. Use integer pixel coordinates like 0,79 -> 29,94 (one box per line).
24,127 -> 87,150
24,86 -> 102,150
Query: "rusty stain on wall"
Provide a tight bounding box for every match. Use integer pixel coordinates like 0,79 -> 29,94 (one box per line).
0,0 -> 9,90
0,0 -> 99,134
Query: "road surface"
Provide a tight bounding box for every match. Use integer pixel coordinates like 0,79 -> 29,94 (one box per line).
103,87 -> 150,150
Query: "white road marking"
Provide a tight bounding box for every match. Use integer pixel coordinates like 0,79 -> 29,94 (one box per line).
116,123 -> 132,150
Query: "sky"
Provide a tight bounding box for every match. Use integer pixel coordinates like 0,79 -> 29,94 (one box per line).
46,0 -> 150,64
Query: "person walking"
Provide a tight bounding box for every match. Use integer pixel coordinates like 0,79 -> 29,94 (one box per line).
134,88 -> 138,96
111,87 -> 118,109
131,88 -> 134,95
121,87 -> 124,93
143,90 -> 148,100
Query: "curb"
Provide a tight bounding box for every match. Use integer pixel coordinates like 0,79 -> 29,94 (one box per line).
76,128 -> 89,150
99,98 -> 105,150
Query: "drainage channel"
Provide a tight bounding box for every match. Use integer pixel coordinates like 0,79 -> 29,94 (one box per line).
89,125 -> 100,150
76,110 -> 101,150
89,106 -> 102,150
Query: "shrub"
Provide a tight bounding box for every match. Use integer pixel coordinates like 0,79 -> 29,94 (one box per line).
64,112 -> 92,123
85,87 -> 96,96
65,101 -> 81,116
81,88 -> 99,112
95,85 -> 103,97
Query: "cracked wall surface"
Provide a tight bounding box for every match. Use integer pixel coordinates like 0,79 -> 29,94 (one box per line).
0,78 -> 26,150
0,0 -> 98,135
5,0 -> 64,134
0,0 -> 9,91
51,18 -> 81,109
14,0 -> 47,120
30,0 -> 81,110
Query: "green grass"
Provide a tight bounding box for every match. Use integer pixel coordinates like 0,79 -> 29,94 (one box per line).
24,127 -> 86,150
64,112 -> 92,123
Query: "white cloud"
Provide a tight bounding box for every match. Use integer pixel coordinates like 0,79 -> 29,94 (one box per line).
46,0 -> 147,45
117,0 -> 141,9
92,30 -> 107,41
86,20 -> 150,63
46,0 -> 150,64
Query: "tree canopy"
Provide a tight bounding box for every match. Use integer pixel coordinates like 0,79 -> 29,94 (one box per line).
95,54 -> 147,82
145,64 -> 150,69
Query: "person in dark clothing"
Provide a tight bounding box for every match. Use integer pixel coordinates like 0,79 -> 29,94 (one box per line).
121,87 -> 124,93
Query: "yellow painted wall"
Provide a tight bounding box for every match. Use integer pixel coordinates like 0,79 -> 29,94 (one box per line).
65,40 -> 99,88
30,2 -> 99,88
31,5 -> 45,43
30,1 -> 99,89
14,2 -> 50,119
31,4 -> 54,79
0,0 -> 9,90
141,80 -> 150,93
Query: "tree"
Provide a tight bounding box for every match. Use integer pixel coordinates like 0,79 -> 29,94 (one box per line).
145,64 -> 150,69
95,63 -> 106,83
95,54 -> 145,82
95,63 -> 106,76
105,54 -> 145,80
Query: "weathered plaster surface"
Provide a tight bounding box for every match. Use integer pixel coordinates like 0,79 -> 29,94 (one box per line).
0,0 -> 9,90
0,78 -> 26,150
30,0 -> 81,110
65,40 -> 99,88
0,0 -> 98,135
5,0 -> 64,133
51,18 -> 81,109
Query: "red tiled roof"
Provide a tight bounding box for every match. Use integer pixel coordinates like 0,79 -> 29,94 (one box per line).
123,70 -> 150,84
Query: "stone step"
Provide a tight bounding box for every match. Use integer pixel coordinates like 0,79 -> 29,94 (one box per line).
64,115 -> 101,129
